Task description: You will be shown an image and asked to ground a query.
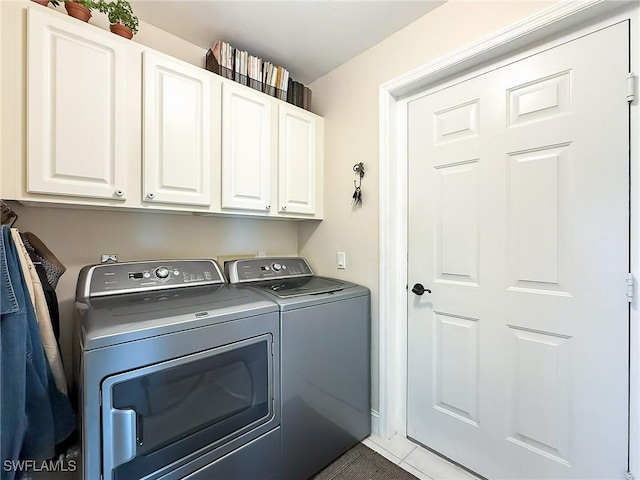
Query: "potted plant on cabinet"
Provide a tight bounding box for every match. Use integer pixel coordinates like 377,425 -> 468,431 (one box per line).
97,0 -> 139,39
64,0 -> 95,22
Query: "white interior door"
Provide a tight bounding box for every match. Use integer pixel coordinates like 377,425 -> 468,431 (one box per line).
407,22 -> 629,480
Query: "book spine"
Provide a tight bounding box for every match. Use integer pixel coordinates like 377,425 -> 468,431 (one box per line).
287,77 -> 294,103
207,40 -> 311,111
303,86 -> 310,110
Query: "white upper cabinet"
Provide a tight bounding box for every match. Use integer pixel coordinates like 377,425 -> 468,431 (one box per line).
10,6 -> 322,218
221,82 -> 273,212
278,104 -> 317,215
143,51 -> 213,206
27,8 -> 128,200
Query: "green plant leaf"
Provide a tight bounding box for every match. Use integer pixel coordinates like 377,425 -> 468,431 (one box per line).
95,0 -> 138,33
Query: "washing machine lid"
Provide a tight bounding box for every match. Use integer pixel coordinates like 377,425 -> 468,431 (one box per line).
76,285 -> 278,350
252,276 -> 354,298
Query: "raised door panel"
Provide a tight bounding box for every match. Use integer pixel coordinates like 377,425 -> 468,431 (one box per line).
143,52 -> 212,206
27,8 -> 128,200
221,82 -> 272,212
278,105 -> 316,215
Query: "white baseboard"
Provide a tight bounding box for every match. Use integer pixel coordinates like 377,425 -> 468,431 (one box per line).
371,409 -> 380,436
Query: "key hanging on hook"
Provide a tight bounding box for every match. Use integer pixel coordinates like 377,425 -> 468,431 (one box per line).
352,162 -> 364,206
352,184 -> 362,205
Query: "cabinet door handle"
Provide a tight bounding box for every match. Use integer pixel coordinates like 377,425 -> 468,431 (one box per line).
114,189 -> 124,197
282,206 -> 287,210
266,205 -> 271,210
147,192 -> 155,200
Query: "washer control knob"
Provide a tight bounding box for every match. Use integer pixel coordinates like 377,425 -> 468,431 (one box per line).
155,267 -> 170,279
272,263 -> 282,272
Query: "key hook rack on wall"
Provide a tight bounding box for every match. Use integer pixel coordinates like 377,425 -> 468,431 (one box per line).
352,162 -> 365,206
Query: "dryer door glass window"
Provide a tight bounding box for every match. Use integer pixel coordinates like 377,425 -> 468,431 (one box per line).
101,335 -> 273,480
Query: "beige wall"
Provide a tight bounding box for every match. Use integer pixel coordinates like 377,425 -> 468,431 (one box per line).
299,0 -> 557,412
11,204 -> 298,382
85,4 -> 206,67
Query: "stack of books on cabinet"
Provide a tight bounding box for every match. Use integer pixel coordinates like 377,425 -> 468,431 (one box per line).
206,40 -> 312,111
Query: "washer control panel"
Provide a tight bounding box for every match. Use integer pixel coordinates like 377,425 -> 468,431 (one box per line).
226,257 -> 314,283
77,259 -> 225,298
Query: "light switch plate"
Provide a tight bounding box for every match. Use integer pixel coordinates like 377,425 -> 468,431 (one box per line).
336,251 -> 346,269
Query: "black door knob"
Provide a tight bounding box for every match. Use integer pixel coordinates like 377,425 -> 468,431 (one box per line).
411,283 -> 431,295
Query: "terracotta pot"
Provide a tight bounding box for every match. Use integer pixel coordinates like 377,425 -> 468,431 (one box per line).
109,23 -> 133,40
31,0 -> 50,6
64,1 -> 91,22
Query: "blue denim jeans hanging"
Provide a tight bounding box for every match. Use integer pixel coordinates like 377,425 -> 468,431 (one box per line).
0,226 -> 75,480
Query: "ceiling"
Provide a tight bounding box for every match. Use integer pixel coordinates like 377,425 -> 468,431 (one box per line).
129,1 -> 444,85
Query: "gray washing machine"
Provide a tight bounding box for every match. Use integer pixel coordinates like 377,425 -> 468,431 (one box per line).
74,259 -> 281,480
226,257 -> 371,480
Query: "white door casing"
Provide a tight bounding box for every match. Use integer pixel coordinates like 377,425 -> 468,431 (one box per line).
406,20 -> 628,480
221,82 -> 272,212
143,51 -> 213,206
27,8 -> 128,200
278,104 -> 317,215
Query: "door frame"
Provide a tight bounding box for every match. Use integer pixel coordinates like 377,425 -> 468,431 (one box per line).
378,0 -> 640,476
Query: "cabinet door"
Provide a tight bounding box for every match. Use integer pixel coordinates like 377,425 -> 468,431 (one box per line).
27,8 -> 128,200
143,52 -> 212,206
221,82 -> 272,212
278,105 -> 316,215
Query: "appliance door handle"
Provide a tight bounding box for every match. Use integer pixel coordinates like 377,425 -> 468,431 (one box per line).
109,408 -> 137,469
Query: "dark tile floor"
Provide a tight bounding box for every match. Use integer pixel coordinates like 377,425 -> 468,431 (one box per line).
25,442 -> 417,480
313,443 -> 419,480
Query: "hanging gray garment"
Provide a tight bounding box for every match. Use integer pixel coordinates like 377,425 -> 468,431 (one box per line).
20,234 -> 65,290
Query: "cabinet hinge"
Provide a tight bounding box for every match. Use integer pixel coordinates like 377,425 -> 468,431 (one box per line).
627,273 -> 634,303
627,73 -> 636,103
624,471 -> 633,480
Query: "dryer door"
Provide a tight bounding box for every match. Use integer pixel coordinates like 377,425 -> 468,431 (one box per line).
101,334 -> 274,480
